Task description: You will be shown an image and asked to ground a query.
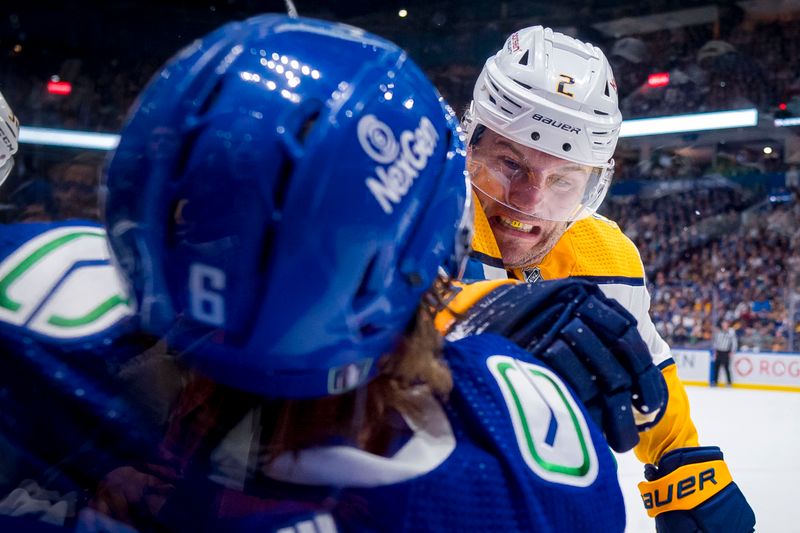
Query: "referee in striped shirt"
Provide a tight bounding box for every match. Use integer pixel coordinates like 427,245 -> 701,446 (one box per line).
712,319 -> 738,386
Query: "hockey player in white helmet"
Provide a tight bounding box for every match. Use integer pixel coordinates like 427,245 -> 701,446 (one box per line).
0,91 -> 19,187
455,26 -> 755,532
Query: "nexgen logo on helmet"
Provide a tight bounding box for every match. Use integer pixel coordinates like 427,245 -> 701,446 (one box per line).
359,114 -> 440,214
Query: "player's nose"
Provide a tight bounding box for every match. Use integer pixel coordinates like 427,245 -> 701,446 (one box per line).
508,173 -> 546,212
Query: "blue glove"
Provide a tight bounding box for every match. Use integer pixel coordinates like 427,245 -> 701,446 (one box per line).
450,279 -> 668,452
639,446 -> 755,532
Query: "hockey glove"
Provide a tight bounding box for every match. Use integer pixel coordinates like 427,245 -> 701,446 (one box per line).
449,279 -> 667,452
638,446 -> 755,532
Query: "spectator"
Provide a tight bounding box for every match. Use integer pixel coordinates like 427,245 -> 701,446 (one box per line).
52,153 -> 102,221
608,37 -> 650,100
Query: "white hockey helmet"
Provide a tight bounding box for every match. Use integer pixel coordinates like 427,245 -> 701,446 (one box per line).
0,91 -> 19,186
465,26 -> 622,221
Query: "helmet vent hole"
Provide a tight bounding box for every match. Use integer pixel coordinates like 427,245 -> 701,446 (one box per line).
173,129 -> 201,180
512,78 -> 533,90
444,126 -> 454,152
196,78 -> 226,118
469,124 -> 486,146
298,110 -> 321,144
354,252 -> 380,304
531,131 -> 540,141
562,143 -> 572,152
499,106 -> 513,115
594,110 -> 609,116
257,226 -> 276,273
488,95 -> 497,105
501,94 -> 522,108
272,153 -> 294,216
604,82 -> 610,97
519,50 -> 530,65
490,80 -> 500,92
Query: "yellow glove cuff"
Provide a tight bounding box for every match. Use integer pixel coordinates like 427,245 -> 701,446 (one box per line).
638,460 -> 733,517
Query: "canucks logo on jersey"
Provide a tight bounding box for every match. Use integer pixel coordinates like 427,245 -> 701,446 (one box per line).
487,354 -> 598,487
0,222 -> 134,343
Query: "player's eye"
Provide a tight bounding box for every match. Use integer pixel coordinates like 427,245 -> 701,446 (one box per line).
549,175 -> 576,191
500,157 -> 522,173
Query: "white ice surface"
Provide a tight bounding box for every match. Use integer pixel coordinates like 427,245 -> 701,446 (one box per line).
616,386 -> 800,533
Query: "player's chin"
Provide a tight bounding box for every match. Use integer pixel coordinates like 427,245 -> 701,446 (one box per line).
492,220 -> 564,268
495,236 -> 546,269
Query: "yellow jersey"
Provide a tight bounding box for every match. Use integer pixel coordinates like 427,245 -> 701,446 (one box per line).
449,198 -> 699,464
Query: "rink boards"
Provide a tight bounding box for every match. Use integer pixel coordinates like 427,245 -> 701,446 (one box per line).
672,348 -> 800,392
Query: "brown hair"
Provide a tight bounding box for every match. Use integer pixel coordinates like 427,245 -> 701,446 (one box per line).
260,296 -> 453,462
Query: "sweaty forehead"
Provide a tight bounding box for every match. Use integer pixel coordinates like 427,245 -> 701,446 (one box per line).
475,128 -> 581,171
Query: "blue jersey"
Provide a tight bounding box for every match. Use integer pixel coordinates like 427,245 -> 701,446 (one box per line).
0,223 -> 626,531
206,334 -> 625,533
0,220 -> 135,349
0,221 -> 155,502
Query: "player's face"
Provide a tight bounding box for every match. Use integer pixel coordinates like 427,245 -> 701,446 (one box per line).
54,163 -> 99,219
468,129 -> 591,268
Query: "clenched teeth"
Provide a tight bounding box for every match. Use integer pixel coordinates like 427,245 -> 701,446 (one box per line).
499,216 -> 535,233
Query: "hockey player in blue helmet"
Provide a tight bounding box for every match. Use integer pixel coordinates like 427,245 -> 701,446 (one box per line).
0,15 -> 671,532
85,15 -> 673,532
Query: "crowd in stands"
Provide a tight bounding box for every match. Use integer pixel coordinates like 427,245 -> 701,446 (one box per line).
3,4 -> 800,353
602,184 -> 751,274
0,151 -> 103,224
609,32 -> 772,119
604,7 -> 790,119
344,10 -> 800,119
0,55 -> 159,133
4,8 -> 800,134
604,184 -> 800,352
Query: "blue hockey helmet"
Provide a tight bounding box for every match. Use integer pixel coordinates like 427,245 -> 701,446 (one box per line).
103,15 -> 471,398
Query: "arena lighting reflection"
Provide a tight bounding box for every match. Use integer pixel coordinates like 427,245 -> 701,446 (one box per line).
19,127 -> 120,150
619,108 -> 758,137
774,117 -> 800,127
19,108 -> 759,150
